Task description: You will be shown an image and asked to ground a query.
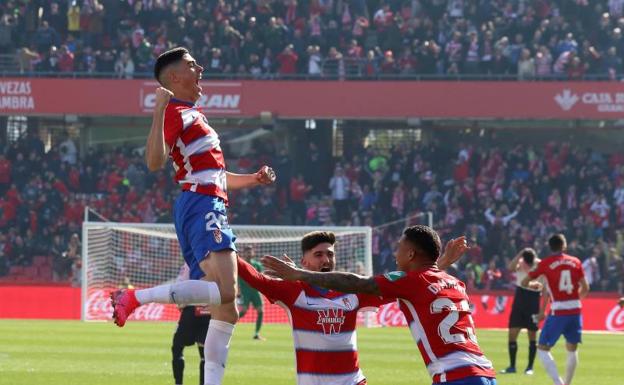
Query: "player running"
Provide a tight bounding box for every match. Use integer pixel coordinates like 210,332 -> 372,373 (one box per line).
110,47 -> 275,385
521,234 -> 590,385
263,225 -> 496,385
237,246 -> 265,340
172,264 -> 211,385
500,248 -> 543,375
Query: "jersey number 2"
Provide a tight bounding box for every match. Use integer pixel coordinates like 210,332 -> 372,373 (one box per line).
430,298 -> 477,344
559,270 -> 574,294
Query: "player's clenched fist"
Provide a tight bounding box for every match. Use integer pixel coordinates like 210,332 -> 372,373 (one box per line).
255,165 -> 276,185
155,87 -> 174,109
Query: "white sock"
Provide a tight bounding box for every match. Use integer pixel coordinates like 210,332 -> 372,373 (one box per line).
135,281 -> 221,306
565,351 -> 578,385
538,349 -> 563,385
203,320 -> 235,385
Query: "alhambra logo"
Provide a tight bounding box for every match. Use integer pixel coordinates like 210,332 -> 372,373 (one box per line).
317,309 -> 346,334
554,89 -> 579,111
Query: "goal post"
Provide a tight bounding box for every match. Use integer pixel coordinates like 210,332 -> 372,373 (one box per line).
81,222 -> 373,324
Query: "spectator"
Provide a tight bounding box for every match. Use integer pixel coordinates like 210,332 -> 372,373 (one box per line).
517,48 -> 536,80
276,44 -> 298,75
58,45 -> 74,72
114,49 -> 135,79
329,166 -> 350,223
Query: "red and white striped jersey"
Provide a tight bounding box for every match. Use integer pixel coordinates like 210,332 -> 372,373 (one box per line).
374,268 -> 495,383
528,253 -> 585,316
238,258 -> 389,385
164,98 -> 228,202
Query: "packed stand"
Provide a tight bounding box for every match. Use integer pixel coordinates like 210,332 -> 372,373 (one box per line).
1,130 -> 623,293
1,0 -> 623,80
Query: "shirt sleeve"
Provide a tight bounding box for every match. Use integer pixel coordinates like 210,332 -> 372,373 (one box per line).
528,260 -> 545,279
357,292 -> 395,309
237,257 -> 300,305
373,271 -> 412,299
163,105 -> 183,149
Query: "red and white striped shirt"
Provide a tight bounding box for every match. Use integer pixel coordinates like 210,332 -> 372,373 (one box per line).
528,253 -> 585,316
238,258 -> 389,385
164,98 -> 228,202
374,268 -> 496,383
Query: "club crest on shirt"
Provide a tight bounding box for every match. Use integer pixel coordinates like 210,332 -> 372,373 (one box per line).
213,229 -> 222,244
317,308 -> 345,335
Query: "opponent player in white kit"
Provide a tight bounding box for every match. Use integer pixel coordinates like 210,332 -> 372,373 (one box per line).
264,225 -> 497,385
521,234 -> 589,385
110,47 -> 275,385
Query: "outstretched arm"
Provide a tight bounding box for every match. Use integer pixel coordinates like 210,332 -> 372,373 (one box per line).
145,87 -> 172,171
226,166 -> 276,190
261,255 -> 381,295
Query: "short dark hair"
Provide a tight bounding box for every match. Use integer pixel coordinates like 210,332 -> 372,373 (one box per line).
301,231 -> 336,254
548,234 -> 566,252
403,225 -> 441,262
521,248 -> 537,265
154,47 -> 188,84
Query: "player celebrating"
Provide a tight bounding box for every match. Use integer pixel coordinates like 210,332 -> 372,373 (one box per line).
237,246 -> 265,340
501,248 -> 543,375
110,47 -> 275,385
239,230 -> 468,385
172,264 -> 211,385
263,226 -> 497,385
521,234 -> 590,385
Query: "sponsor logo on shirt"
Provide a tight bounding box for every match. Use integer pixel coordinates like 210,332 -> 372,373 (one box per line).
317,309 -> 346,334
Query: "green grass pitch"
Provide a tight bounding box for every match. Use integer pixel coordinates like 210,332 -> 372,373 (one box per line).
0,320 -> 622,385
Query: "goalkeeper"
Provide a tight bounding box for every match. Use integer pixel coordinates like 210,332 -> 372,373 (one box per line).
237,246 -> 265,340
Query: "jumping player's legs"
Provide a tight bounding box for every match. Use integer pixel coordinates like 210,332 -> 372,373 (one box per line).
200,250 -> 239,385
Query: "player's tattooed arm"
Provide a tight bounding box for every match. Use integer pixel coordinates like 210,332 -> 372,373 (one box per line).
261,255 -> 381,295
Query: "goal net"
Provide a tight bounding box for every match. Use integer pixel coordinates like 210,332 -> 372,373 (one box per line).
82,222 -> 372,324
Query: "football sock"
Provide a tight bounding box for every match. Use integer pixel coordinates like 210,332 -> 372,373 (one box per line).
254,311 -> 263,335
204,320 -> 234,385
508,341 -> 518,368
538,349 -> 563,385
135,281 -> 221,306
527,340 -> 537,369
565,350 -> 578,385
172,343 -> 184,385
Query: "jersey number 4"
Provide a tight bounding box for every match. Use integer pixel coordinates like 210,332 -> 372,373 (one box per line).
558,270 -> 574,294
430,298 -> 478,344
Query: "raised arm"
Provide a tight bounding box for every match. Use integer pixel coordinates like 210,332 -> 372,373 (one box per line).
226,166 -> 276,191
237,256 -> 295,303
437,236 -> 469,270
261,255 -> 381,295
145,87 -> 172,171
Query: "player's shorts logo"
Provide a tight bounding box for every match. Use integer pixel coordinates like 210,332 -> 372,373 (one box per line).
213,229 -> 223,244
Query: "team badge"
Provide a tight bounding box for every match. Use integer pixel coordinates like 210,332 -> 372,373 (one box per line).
384,271 -> 406,282
213,229 -> 223,244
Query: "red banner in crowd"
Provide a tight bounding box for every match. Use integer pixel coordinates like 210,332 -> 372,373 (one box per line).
1,286 -> 622,332
1,78 -> 623,119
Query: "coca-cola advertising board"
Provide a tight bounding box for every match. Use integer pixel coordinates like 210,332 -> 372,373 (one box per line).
1,78 -> 624,119
1,286 -> 622,331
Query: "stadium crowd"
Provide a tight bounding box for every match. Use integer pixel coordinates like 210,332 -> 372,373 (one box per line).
0,130 -> 623,294
0,0 -> 623,79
